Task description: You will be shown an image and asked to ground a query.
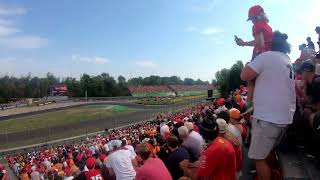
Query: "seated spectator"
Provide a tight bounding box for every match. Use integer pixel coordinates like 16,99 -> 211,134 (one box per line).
135,142 -> 172,180
30,166 -> 41,180
216,118 -> 243,178
165,135 -> 190,180
217,110 -> 243,145
178,126 -> 204,161
85,157 -> 104,180
0,164 -> 9,180
229,108 -> 247,141
105,140 -> 137,180
180,118 -> 236,180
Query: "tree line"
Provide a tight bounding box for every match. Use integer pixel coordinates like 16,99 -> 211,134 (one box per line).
0,73 -> 209,103
214,60 -> 246,97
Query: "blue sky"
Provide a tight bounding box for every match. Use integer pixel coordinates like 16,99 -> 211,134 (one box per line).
0,0 -> 318,81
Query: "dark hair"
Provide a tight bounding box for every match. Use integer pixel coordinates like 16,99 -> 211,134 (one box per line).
223,101 -> 233,110
166,135 -> 179,149
316,53 -> 320,59
272,31 -> 291,54
199,118 -> 219,141
316,26 -> 320,33
216,111 -> 230,123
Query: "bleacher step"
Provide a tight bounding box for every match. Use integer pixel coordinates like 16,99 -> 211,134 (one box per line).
279,151 -> 320,180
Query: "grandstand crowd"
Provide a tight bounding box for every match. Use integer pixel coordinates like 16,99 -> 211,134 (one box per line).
3,92 -> 250,180
1,5 -> 320,180
128,85 -> 212,97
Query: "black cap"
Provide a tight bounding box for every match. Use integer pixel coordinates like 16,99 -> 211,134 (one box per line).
300,60 -> 315,72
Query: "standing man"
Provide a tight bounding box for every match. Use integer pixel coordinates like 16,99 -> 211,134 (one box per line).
240,31 -> 296,180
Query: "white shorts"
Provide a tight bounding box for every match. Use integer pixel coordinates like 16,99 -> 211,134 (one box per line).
248,118 -> 288,160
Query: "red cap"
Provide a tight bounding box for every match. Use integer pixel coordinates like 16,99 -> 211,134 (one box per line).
86,157 -> 96,169
247,5 -> 264,21
99,154 -> 107,161
217,98 -> 225,107
65,168 -> 72,176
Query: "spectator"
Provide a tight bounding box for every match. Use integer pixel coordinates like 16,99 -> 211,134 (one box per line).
216,118 -> 243,179
315,53 -> 320,75
64,168 -> 74,180
299,60 -> 320,157
307,37 -> 315,50
180,118 -> 236,180
135,142 -> 172,180
300,60 -> 320,111
85,157 -> 103,180
218,110 -> 243,145
235,5 -> 273,109
315,26 -> 320,51
241,31 -> 296,180
0,164 -> 9,180
229,108 -> 247,141
300,43 -> 315,60
30,166 -> 41,180
165,135 -> 190,180
105,140 -> 137,180
178,126 -> 204,161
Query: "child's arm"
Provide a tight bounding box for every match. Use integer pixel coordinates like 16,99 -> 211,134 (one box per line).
236,32 -> 264,48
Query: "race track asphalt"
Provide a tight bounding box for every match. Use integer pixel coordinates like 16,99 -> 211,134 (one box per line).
0,100 -> 201,149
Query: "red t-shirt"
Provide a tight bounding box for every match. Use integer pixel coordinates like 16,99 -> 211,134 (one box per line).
252,21 -> 273,53
233,145 -> 243,172
85,169 -> 104,180
197,137 -> 236,180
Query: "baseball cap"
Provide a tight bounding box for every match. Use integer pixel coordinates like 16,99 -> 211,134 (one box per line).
247,5 -> 264,21
216,118 -> 227,134
99,154 -> 107,161
217,98 -> 225,106
300,60 -> 315,72
86,157 -> 96,169
229,108 -> 241,120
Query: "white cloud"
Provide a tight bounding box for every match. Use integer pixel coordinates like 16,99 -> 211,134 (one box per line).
72,55 -> 111,65
0,3 -> 47,49
186,26 -> 223,36
0,36 -> 48,49
0,25 -> 19,36
135,60 -> 158,68
0,4 -> 26,16
200,27 -> 223,35
0,18 -> 13,26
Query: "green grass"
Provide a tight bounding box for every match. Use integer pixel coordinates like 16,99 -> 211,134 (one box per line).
0,104 -> 136,133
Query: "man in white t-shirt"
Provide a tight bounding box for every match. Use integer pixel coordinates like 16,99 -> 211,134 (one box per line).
241,31 -> 296,180
106,141 -> 138,180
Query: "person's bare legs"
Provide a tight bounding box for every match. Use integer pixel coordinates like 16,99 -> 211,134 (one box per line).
255,159 -> 271,180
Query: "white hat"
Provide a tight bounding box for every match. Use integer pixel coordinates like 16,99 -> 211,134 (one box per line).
216,118 -> 227,134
